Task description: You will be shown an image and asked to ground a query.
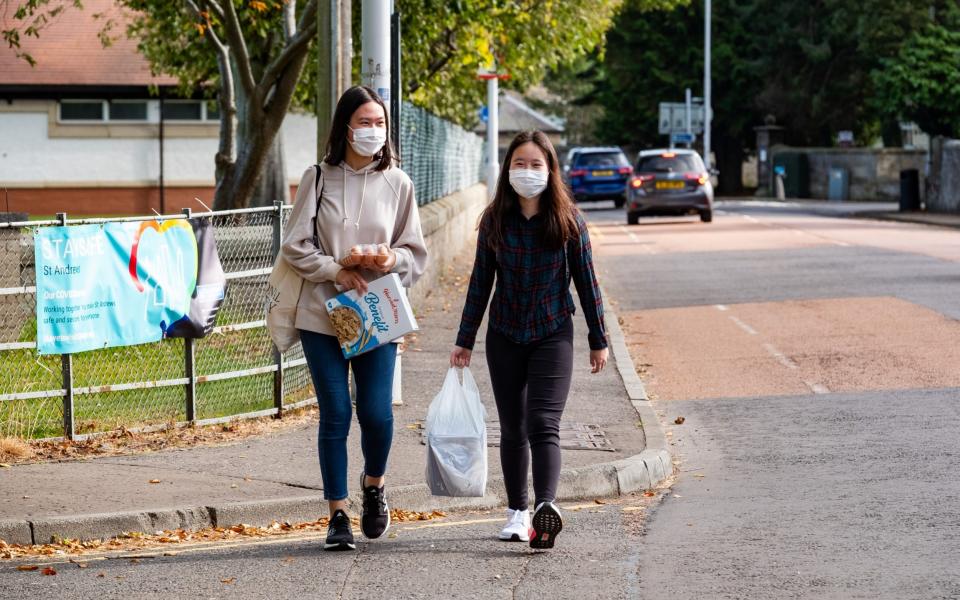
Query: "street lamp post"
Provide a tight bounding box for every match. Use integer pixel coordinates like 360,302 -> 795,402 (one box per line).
704,0 -> 712,171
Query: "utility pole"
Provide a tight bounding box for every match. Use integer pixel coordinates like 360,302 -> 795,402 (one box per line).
704,0 -> 712,171
486,74 -> 499,197
362,0 -> 391,115
685,87 -> 693,150
317,0 -> 343,160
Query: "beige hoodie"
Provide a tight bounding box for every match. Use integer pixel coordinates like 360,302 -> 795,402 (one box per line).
281,160 -> 428,337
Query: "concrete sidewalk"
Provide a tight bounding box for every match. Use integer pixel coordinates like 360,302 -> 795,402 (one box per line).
719,197 -> 960,229
0,245 -> 671,545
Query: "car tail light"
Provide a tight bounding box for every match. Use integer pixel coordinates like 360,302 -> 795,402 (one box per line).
569,169 -> 587,178
630,174 -> 655,188
661,152 -> 676,158
685,172 -> 709,185
618,166 -> 632,175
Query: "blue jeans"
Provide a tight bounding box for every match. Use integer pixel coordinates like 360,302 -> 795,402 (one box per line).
299,330 -> 397,501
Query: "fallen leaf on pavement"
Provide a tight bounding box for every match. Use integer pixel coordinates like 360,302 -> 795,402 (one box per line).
594,499 -> 606,504
41,567 -> 57,576
693,474 -> 705,478
643,491 -> 656,497
674,416 -> 685,425
16,565 -> 38,571
69,559 -> 87,568
148,479 -> 161,484
221,577 -> 235,584
0,463 -> 11,468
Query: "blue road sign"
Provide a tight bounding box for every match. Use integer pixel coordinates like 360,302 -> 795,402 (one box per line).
671,132 -> 695,144
479,105 -> 488,123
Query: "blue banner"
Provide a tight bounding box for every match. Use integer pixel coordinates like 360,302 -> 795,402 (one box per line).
34,220 -> 200,355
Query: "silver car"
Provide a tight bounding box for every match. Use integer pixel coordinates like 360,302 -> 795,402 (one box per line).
626,149 -> 714,225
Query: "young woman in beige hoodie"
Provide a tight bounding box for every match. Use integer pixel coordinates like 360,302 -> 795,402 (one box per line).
281,86 -> 427,551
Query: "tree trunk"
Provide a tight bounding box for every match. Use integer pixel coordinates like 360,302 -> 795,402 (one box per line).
250,134 -> 290,207
716,134 -> 745,196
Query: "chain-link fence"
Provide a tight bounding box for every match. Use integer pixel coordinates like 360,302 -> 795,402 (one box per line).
0,206 -> 311,440
399,101 -> 485,205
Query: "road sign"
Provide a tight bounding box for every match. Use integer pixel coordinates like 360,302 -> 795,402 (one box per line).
659,102 -> 704,135
478,105 -> 488,123
671,132 -> 696,144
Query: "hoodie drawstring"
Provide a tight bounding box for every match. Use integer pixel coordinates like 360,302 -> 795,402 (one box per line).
342,166 -> 368,230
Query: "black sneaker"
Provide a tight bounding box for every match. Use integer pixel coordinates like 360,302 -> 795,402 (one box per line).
324,509 -> 356,551
360,472 -> 390,539
529,501 -> 563,549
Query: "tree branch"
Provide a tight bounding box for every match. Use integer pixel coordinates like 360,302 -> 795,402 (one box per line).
407,27 -> 458,94
283,0 -> 296,40
258,0 -> 317,101
185,0 -> 235,170
207,0 -> 256,96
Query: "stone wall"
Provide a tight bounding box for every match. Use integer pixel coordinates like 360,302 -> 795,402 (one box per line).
771,146 -> 927,201
928,139 -> 960,213
408,183 -> 488,309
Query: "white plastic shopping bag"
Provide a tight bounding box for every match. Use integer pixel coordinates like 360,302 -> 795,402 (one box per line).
425,367 -> 487,497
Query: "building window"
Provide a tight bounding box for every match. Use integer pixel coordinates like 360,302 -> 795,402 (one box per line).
205,100 -> 220,121
108,100 -> 148,121
60,101 -> 105,121
162,100 -> 203,121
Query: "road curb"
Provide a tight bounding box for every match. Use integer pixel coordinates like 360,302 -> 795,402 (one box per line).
2,290 -> 673,546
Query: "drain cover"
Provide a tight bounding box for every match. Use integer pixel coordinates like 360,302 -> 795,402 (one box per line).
419,422 -> 615,452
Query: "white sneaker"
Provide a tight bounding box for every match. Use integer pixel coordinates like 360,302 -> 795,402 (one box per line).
498,508 -> 530,542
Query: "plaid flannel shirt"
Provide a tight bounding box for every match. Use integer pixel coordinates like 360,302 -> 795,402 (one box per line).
456,209 -> 608,351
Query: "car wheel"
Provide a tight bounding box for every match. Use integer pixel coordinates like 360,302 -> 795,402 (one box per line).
699,209 -> 713,223
627,212 -> 640,225
614,197 -> 626,209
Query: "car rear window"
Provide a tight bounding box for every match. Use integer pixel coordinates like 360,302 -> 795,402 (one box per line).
575,152 -> 628,168
636,154 -> 703,173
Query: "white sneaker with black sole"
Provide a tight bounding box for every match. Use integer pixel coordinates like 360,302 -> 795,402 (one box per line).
529,501 -> 563,549
498,508 -> 530,542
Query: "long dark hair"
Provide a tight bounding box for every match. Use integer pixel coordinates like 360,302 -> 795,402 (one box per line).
323,85 -> 393,171
482,130 -> 579,251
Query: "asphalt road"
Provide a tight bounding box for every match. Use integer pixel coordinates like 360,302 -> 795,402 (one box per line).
0,495 -> 657,600
588,200 -> 960,599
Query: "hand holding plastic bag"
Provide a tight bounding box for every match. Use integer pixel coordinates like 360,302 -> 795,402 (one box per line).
425,367 -> 487,497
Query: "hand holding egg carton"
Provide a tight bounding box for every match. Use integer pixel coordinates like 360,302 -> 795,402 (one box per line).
339,243 -> 394,271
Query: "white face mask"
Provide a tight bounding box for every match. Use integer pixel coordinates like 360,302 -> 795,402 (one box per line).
509,168 -> 549,198
348,125 -> 387,157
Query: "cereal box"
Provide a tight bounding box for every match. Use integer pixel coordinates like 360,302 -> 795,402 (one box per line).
324,273 -> 419,358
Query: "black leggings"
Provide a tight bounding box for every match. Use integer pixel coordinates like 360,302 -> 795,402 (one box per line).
485,317 -> 574,511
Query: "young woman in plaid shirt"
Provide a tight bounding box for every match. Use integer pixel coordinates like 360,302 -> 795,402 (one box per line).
451,130 -> 609,549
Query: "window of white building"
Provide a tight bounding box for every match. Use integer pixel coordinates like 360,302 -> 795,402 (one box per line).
59,100 -> 105,121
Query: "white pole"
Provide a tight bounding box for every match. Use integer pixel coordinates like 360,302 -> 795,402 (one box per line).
685,87 -> 693,149
361,0 -> 391,113
703,0 -> 712,170
487,76 -> 499,198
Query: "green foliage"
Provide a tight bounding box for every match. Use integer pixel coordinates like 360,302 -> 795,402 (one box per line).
396,0 -> 626,125
874,23 -> 960,138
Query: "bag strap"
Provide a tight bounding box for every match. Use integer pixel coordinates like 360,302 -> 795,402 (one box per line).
311,163 -> 324,249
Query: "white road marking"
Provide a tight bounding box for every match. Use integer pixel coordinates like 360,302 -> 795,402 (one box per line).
714,304 -> 729,312
617,225 -> 641,242
830,240 -> 852,247
743,215 -> 760,223
762,343 -> 798,369
729,316 -> 758,335
804,381 -> 831,394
